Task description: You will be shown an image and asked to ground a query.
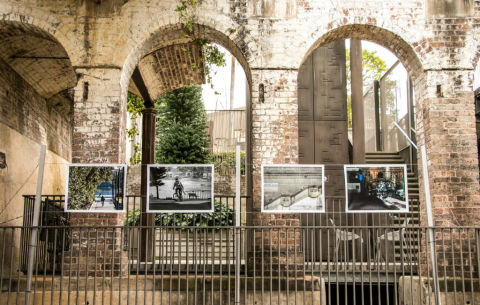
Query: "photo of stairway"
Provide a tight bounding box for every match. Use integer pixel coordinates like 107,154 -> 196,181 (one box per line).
262,164 -> 325,213
345,164 -> 408,212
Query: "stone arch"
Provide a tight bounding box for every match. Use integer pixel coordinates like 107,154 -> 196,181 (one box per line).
0,12 -> 79,66
119,20 -> 255,198
120,22 -> 254,99
301,24 -> 424,85
0,17 -> 77,98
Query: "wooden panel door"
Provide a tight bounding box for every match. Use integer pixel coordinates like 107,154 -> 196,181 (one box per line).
298,40 -> 349,261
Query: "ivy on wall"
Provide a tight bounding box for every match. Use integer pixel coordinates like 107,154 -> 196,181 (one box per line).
175,0 -> 227,87
126,1 -> 228,165
127,92 -> 145,165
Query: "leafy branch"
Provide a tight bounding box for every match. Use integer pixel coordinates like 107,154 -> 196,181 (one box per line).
175,0 -> 226,88
125,200 -> 235,227
127,92 -> 145,165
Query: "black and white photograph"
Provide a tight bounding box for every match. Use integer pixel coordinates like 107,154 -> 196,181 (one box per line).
147,164 -> 214,213
344,165 -> 409,213
65,164 -> 126,213
262,164 -> 325,213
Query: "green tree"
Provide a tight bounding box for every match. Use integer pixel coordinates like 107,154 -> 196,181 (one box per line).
346,48 -> 388,127
67,166 -> 112,210
155,85 -> 211,164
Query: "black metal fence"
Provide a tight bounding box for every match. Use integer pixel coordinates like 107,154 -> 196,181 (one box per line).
1,225 -> 479,305
20,195 -> 422,275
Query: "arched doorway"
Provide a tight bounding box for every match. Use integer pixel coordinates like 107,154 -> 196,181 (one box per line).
297,25 -> 424,262
119,23 -> 253,262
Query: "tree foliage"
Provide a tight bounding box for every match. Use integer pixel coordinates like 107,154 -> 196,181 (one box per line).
155,85 -> 211,164
346,47 -> 388,127
212,150 -> 246,175
67,167 -> 112,210
126,200 -> 234,227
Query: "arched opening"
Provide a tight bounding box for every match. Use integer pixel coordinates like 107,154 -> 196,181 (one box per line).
0,20 -> 76,272
120,23 -> 252,261
297,25 -> 423,262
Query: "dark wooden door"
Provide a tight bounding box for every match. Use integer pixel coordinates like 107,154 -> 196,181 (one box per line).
298,40 -> 350,261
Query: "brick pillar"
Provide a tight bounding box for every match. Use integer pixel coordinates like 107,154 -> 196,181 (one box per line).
416,70 -> 480,277
250,69 -> 303,275
65,68 -> 128,276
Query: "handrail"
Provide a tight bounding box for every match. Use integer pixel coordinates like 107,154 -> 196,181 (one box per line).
393,121 -> 417,150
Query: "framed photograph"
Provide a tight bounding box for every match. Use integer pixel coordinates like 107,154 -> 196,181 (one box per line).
147,164 -> 214,213
261,164 -> 325,213
344,164 -> 409,213
65,164 -> 127,213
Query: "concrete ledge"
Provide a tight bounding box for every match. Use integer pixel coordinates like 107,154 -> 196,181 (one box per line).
399,276 -> 480,305
1,276 -> 326,305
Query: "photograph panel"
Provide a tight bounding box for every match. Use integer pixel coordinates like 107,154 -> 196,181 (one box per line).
262,165 -> 325,213
65,164 -> 127,213
147,164 -> 214,213
345,165 -> 409,213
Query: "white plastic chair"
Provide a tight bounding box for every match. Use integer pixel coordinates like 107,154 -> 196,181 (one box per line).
329,218 -> 363,259
375,218 -> 410,261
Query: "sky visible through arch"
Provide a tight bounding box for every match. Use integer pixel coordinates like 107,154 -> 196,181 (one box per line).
202,44 -> 247,111
201,41 -> 405,112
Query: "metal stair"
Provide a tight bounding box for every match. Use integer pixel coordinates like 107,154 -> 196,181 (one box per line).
365,151 -> 420,261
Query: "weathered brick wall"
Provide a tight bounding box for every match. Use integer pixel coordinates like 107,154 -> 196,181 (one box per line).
416,71 -> 480,227
251,69 -> 299,214
126,164 -> 141,196
0,56 -> 72,274
249,69 -> 302,271
2,0 -> 480,276
68,67 -> 128,275
0,58 -> 72,160
72,68 -> 127,164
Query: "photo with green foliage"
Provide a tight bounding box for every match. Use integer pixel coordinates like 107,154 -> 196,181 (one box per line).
65,165 -> 126,212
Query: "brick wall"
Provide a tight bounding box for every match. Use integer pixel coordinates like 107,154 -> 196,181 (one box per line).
0,58 -> 72,160
68,67 -> 128,275
2,0 -> 480,277
72,68 -> 126,164
0,56 -> 72,273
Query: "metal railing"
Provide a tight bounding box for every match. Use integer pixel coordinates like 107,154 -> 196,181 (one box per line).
20,195 -> 422,274
2,225 -> 479,305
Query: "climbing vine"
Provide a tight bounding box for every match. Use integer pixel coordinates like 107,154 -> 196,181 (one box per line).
125,1 -> 228,164
127,92 -> 145,165
175,0 -> 227,87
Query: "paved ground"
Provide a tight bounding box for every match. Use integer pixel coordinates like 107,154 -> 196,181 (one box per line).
89,197 -> 116,212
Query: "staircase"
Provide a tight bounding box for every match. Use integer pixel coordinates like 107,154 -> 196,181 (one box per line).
365,151 -> 420,261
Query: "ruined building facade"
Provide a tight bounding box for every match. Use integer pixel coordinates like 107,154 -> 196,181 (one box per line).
0,0 -> 479,231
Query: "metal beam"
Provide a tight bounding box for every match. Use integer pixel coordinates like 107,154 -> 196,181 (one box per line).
140,107 -> 156,262
132,66 -> 156,261
132,67 -> 154,108
374,80 -> 381,151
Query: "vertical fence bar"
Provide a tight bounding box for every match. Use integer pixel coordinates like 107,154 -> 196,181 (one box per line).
24,145 -> 46,305
235,146 -> 241,305
421,146 -> 442,305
